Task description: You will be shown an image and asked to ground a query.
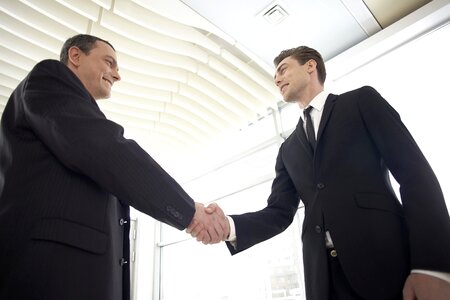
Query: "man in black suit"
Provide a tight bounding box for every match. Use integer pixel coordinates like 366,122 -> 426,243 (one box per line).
188,46 -> 450,299
0,34 -> 228,300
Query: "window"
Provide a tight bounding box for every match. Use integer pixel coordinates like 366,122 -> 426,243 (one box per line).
160,181 -> 306,300
158,109 -> 307,299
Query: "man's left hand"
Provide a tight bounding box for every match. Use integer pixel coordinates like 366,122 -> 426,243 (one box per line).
403,273 -> 450,300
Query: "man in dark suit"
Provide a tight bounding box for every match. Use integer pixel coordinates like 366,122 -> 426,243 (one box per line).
0,34 -> 227,300
188,46 -> 450,299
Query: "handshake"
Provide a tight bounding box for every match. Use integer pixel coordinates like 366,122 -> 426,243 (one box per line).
186,202 -> 230,244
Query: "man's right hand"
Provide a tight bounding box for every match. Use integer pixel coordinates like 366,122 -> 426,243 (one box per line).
186,202 -> 229,244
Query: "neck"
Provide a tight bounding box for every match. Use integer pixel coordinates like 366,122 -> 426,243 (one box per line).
297,85 -> 324,109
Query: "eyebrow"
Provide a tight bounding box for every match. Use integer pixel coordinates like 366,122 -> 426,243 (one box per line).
274,63 -> 287,79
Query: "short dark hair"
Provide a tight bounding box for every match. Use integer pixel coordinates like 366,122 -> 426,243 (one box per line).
60,34 -> 115,64
273,46 -> 326,85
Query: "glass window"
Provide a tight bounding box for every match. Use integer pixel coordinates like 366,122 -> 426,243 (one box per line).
158,83 -> 307,300
160,142 -> 279,245
160,180 -> 306,300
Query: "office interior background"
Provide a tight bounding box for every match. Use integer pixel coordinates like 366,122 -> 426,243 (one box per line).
0,0 -> 449,299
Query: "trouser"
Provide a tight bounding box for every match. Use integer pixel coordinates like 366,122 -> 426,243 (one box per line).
327,248 -> 402,300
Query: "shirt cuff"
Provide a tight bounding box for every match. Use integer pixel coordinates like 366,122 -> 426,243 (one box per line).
226,216 -> 236,242
412,269 -> 450,283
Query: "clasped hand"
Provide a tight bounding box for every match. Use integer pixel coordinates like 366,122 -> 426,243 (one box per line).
186,202 -> 230,244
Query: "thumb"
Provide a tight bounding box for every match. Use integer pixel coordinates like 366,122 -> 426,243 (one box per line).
205,203 -> 217,214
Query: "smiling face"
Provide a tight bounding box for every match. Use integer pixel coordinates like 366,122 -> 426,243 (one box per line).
67,40 -> 121,100
274,56 -> 313,103
273,55 -> 324,108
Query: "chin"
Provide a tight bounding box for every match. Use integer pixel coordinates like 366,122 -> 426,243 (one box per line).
284,97 -> 297,103
93,93 -> 111,101
101,90 -> 112,99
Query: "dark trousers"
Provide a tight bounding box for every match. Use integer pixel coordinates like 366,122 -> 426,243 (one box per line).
327,249 -> 402,300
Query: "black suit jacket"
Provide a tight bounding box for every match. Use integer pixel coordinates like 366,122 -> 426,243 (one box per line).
227,86 -> 450,300
0,60 -> 195,300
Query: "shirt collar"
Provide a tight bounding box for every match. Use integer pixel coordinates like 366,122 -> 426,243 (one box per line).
303,90 -> 328,113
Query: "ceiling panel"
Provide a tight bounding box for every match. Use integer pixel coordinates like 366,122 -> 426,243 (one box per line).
179,0 -> 372,64
364,0 -> 431,28
0,0 -> 280,162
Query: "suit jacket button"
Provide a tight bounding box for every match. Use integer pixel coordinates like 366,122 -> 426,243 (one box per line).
119,258 -> 128,267
317,183 -> 325,189
315,225 -> 322,233
119,218 -> 127,226
330,249 -> 337,257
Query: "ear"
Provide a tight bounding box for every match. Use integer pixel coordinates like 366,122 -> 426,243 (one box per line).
306,59 -> 317,73
67,46 -> 82,67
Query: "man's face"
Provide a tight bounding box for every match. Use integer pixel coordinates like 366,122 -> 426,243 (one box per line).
75,41 -> 120,100
274,56 -> 311,103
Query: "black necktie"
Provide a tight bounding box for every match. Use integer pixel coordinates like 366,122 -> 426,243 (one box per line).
303,106 -> 316,151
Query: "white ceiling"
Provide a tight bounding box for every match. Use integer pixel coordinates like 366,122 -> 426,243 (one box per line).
179,0 -> 376,65
0,0 -> 431,166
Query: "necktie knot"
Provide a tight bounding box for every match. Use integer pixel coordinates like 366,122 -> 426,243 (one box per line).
303,106 -> 316,151
304,106 -> 313,115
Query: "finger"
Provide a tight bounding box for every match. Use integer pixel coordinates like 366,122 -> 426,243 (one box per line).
216,213 -> 228,240
208,217 -> 224,244
203,214 -> 221,243
189,202 -> 207,235
195,230 -> 206,242
222,216 -> 230,240
186,218 -> 198,234
202,235 -> 211,245
197,230 -> 211,244
210,206 -> 229,240
190,223 -> 204,238
207,225 -> 221,244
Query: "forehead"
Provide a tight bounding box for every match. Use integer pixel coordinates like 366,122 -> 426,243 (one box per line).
91,41 -> 117,58
277,56 -> 298,69
274,56 -> 298,78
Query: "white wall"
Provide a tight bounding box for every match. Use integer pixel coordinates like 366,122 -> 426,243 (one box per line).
327,22 -> 450,210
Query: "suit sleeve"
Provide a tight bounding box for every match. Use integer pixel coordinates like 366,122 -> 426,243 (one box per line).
21,60 -> 195,230
226,145 -> 300,254
357,86 -> 450,272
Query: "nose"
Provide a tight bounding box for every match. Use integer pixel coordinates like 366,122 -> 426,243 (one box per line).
112,68 -> 121,82
274,73 -> 281,87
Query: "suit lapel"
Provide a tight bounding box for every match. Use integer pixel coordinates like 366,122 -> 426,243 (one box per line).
295,116 -> 314,158
317,94 -> 337,144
